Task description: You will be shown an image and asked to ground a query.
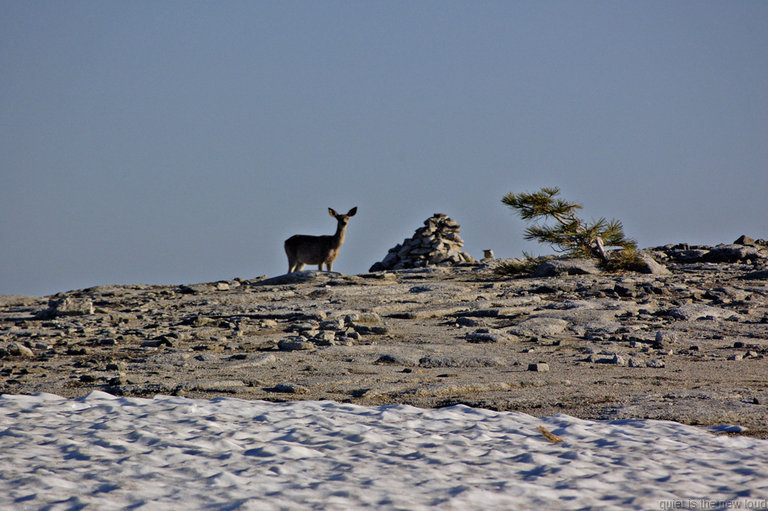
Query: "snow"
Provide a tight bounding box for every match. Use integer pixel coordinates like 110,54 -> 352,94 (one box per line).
1,391 -> 766,510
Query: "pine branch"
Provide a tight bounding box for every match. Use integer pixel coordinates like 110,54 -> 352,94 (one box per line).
502,187 -> 635,265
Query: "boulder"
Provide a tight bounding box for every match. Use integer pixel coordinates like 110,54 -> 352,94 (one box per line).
6,342 -> 34,358
36,296 -> 94,319
633,251 -> 671,275
532,259 -> 601,277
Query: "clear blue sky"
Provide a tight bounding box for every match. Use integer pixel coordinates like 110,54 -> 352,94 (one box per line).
2,1 -> 767,296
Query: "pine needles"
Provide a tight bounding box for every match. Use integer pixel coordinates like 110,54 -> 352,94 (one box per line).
502,187 -> 637,265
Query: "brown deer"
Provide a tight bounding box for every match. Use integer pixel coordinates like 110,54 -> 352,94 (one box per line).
284,207 -> 357,273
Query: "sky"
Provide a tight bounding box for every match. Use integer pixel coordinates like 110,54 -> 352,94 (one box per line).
2,1 -> 767,296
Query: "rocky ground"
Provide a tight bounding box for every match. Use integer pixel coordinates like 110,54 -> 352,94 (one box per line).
2,240 -> 767,437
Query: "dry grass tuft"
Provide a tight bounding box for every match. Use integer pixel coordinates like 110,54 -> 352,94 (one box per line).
536,425 -> 564,443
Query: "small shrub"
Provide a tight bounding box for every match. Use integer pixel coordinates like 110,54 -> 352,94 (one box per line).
492,253 -> 542,277
602,246 -> 646,273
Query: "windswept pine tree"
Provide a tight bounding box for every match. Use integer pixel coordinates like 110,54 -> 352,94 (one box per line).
502,187 -> 637,263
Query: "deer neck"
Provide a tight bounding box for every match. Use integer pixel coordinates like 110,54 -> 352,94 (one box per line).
332,222 -> 347,248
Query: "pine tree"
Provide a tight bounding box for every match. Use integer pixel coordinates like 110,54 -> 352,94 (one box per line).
502,187 -> 636,262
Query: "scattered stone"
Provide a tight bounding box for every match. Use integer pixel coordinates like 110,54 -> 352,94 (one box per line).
592,353 -> 626,366
466,328 -> 515,343
266,383 -> 308,394
140,338 -> 173,348
741,269 -> 768,280
614,283 -> 637,297
650,240 -> 768,264
288,321 -> 320,333
313,331 -> 336,343
704,286 -> 750,304
704,244 -> 764,263
345,312 -> 382,325
319,319 -> 345,331
277,338 -> 314,351
527,362 -> 550,372
344,331 -> 362,341
299,329 -> 320,339
110,374 -> 130,386
6,342 -> 34,358
374,354 -> 399,365
609,354 -> 626,366
351,325 -> 388,335
456,316 -> 483,327
647,359 -> 666,368
654,331 -> 678,348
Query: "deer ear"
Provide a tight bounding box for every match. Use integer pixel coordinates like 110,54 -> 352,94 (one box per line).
328,208 -> 337,217
347,207 -> 357,216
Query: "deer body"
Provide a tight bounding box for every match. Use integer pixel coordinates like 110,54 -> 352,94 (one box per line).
284,207 -> 357,273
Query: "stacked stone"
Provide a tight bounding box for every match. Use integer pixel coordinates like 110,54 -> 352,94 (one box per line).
369,213 -> 475,272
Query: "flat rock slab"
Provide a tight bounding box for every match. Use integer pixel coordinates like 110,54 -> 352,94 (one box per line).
254,271 -> 342,286
510,317 -> 569,337
669,303 -> 742,321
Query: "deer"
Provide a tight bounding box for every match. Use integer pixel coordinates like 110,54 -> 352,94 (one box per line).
284,207 -> 358,273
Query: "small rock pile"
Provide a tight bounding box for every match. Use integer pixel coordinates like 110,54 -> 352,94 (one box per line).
369,214 -> 475,271
277,312 -> 388,352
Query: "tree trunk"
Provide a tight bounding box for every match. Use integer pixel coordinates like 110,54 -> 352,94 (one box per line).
594,237 -> 609,262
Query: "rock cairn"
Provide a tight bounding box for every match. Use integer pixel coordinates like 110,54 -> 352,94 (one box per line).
369,213 -> 475,272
